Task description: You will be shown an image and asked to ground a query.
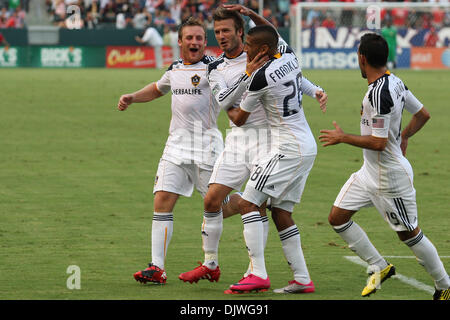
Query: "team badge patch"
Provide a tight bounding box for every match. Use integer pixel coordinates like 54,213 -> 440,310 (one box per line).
191,74 -> 201,87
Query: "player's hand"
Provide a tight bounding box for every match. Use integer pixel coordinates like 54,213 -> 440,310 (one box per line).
400,135 -> 408,156
223,4 -> 252,16
118,94 -> 134,111
319,121 -> 344,147
246,51 -> 269,76
315,90 -> 327,113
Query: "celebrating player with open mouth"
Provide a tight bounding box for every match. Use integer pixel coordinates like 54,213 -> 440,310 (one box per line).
118,17 -> 226,285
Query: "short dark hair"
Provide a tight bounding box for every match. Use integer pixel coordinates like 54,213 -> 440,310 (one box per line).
358,33 -> 388,68
178,17 -> 206,40
247,25 -> 278,51
212,7 -> 245,40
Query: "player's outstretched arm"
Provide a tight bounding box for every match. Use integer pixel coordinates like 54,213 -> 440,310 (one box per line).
319,121 -> 387,151
117,82 -> 163,111
300,76 -> 327,113
400,107 -> 430,156
315,90 -> 327,113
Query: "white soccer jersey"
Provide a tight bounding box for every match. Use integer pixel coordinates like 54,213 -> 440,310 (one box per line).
207,51 -> 267,128
359,71 -> 423,195
156,56 -> 223,167
240,40 -> 321,157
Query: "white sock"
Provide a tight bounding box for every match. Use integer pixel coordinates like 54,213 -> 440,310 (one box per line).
404,231 -> 450,290
242,211 -> 267,279
244,215 -> 269,277
151,212 -> 173,270
202,210 -> 223,270
333,220 -> 388,270
262,215 -> 269,249
279,225 -> 311,284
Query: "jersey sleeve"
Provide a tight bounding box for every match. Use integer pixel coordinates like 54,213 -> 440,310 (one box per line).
240,88 -> 264,113
369,84 -> 393,138
404,90 -> 423,114
155,69 -> 171,95
240,67 -> 268,113
141,28 -> 154,43
300,76 -> 324,98
208,66 -> 250,110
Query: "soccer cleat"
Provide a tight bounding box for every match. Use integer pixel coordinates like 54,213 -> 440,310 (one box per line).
178,262 -> 221,283
224,274 -> 270,294
361,263 -> 396,297
273,280 -> 315,294
433,288 -> 450,300
134,263 -> 167,284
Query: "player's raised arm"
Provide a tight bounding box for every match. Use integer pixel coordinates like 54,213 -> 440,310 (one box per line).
223,4 -> 273,28
117,82 -> 164,111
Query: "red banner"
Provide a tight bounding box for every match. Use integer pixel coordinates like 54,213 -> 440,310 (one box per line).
106,46 -> 155,68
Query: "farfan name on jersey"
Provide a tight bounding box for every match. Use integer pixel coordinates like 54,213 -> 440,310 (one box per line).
268,58 -> 300,83
171,88 -> 203,95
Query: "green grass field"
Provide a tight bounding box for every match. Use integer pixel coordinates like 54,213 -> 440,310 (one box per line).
0,68 -> 449,301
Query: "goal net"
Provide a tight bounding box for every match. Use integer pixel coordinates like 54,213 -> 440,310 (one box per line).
289,2 -> 450,70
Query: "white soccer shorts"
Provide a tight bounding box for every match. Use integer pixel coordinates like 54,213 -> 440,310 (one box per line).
242,154 -> 316,212
208,126 -> 271,191
153,159 -> 212,198
334,169 -> 419,232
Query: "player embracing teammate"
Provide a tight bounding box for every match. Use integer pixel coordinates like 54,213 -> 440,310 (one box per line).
118,6 -> 449,300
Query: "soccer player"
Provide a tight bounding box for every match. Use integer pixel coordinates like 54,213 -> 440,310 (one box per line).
178,5 -> 272,285
381,18 -> 397,70
222,24 -> 327,294
118,17 -> 224,285
319,33 -> 450,300
135,25 -> 164,69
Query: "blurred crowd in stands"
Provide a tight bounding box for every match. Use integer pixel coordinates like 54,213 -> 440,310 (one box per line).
0,0 -> 28,28
0,0 -> 449,30
45,0 -> 450,30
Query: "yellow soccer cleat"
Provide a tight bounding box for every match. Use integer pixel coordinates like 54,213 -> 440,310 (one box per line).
433,288 -> 450,300
361,263 -> 396,297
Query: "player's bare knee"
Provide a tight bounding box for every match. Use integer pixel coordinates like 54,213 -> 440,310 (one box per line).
204,193 -> 222,212
238,197 -> 259,215
328,206 -> 352,226
397,227 -> 421,242
271,208 -> 294,231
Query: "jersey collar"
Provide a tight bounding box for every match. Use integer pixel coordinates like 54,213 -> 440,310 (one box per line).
224,50 -> 245,59
369,70 -> 391,86
182,55 -> 208,66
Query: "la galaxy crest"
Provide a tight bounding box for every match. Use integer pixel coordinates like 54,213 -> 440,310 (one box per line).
191,74 -> 201,87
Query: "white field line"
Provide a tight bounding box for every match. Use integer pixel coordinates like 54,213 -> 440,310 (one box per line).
344,256 -> 436,294
381,256 -> 450,259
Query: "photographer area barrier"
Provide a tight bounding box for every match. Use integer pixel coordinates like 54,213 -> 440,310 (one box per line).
1,27 -> 448,69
